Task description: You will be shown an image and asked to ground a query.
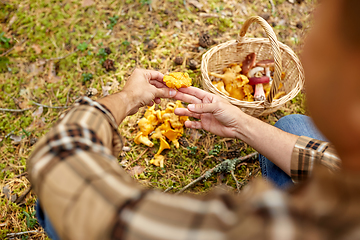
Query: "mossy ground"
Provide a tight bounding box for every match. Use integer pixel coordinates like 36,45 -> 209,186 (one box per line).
0,0 -> 315,238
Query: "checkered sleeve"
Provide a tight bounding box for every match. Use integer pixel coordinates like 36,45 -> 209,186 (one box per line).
29,97 -> 315,240
290,136 -> 341,183
26,97 -> 247,240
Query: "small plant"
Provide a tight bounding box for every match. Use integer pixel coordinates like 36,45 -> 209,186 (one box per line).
122,40 -> 130,46
23,210 -> 37,229
98,48 -> 108,58
82,73 -> 93,82
108,16 -> 119,30
140,0 -> 152,6
77,42 -> 88,52
187,146 -> 198,155
22,128 -> 31,138
0,32 -> 11,48
209,144 -> 221,156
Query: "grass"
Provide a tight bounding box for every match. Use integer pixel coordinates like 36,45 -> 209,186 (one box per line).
0,0 -> 315,238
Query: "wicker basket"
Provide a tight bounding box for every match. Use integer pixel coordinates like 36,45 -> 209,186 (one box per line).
201,16 -> 305,117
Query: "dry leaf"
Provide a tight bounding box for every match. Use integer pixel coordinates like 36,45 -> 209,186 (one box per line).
8,15 -> 17,28
28,117 -> 46,130
10,134 -> 22,144
128,166 -> 145,176
19,100 -> 30,109
47,61 -> 61,83
188,0 -> 203,10
32,106 -> 43,118
29,63 -> 44,77
14,45 -> 25,52
82,0 -> 95,7
188,128 -> 202,141
32,44 -> 42,54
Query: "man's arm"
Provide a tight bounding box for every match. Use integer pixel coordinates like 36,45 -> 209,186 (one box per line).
173,87 -> 340,178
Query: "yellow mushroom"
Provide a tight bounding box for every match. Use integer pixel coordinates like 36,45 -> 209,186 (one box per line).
163,72 -> 192,89
273,91 -> 286,100
172,139 -> 180,149
163,128 -> 182,142
144,105 -> 156,118
138,118 -> 155,136
157,137 -> 170,155
151,127 -> 164,140
134,132 -> 154,147
212,81 -> 230,96
150,154 -> 165,168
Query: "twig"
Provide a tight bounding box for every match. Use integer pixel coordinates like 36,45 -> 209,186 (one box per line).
269,0 -> 276,14
0,107 -> 33,112
14,172 -> 28,178
176,152 -> 258,194
65,88 -> 71,107
15,186 -> 32,204
164,186 -> 173,193
6,230 -> 43,237
32,102 -> 69,109
0,39 -> 26,57
125,148 -> 149,170
45,29 -> 98,62
230,170 -> 241,193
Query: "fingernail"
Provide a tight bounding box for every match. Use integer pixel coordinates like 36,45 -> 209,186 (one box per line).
169,89 -> 176,97
188,104 -> 195,110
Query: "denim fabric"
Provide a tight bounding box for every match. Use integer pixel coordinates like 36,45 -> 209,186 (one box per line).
36,201 -> 60,240
259,114 -> 328,189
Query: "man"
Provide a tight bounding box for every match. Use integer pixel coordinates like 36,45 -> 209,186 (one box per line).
29,0 -> 360,239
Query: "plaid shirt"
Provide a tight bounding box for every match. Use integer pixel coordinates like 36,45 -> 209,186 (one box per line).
28,97 -> 360,240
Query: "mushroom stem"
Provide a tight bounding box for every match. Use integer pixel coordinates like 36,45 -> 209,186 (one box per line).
254,84 -> 266,101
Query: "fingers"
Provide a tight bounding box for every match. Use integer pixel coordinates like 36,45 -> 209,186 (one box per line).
172,90 -> 203,104
174,108 -> 201,119
178,87 -> 212,101
185,120 -> 203,129
150,80 -> 167,88
154,87 -> 177,99
144,69 -> 164,82
187,103 -> 217,114
154,97 -> 161,104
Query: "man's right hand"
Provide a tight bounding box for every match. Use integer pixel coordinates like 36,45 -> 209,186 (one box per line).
173,87 -> 245,138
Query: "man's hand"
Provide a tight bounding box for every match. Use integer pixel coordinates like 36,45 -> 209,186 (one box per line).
122,68 -> 176,115
98,68 -> 176,125
173,87 -> 244,138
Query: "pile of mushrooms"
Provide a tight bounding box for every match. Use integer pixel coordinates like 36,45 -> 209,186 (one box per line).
209,53 -> 286,101
134,101 -> 189,168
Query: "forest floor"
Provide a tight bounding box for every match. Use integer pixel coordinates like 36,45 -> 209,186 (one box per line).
0,0 -> 314,239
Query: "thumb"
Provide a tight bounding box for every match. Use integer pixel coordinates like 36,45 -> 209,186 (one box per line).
187,103 -> 217,114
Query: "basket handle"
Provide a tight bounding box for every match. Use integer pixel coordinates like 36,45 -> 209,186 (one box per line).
237,16 -> 282,105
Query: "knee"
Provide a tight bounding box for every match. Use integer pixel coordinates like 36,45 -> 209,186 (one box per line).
274,114 -> 309,131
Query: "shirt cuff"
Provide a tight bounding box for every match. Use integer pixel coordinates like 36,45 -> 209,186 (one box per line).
290,136 -> 341,183
73,97 -> 123,156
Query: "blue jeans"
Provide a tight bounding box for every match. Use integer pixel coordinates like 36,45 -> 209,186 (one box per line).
36,201 -> 60,240
259,114 -> 328,189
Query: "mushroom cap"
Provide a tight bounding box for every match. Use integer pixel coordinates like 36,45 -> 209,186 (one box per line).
134,132 -> 154,147
241,53 -> 257,75
256,59 -> 275,67
248,76 -> 270,85
150,154 -> 165,167
157,137 -> 171,155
